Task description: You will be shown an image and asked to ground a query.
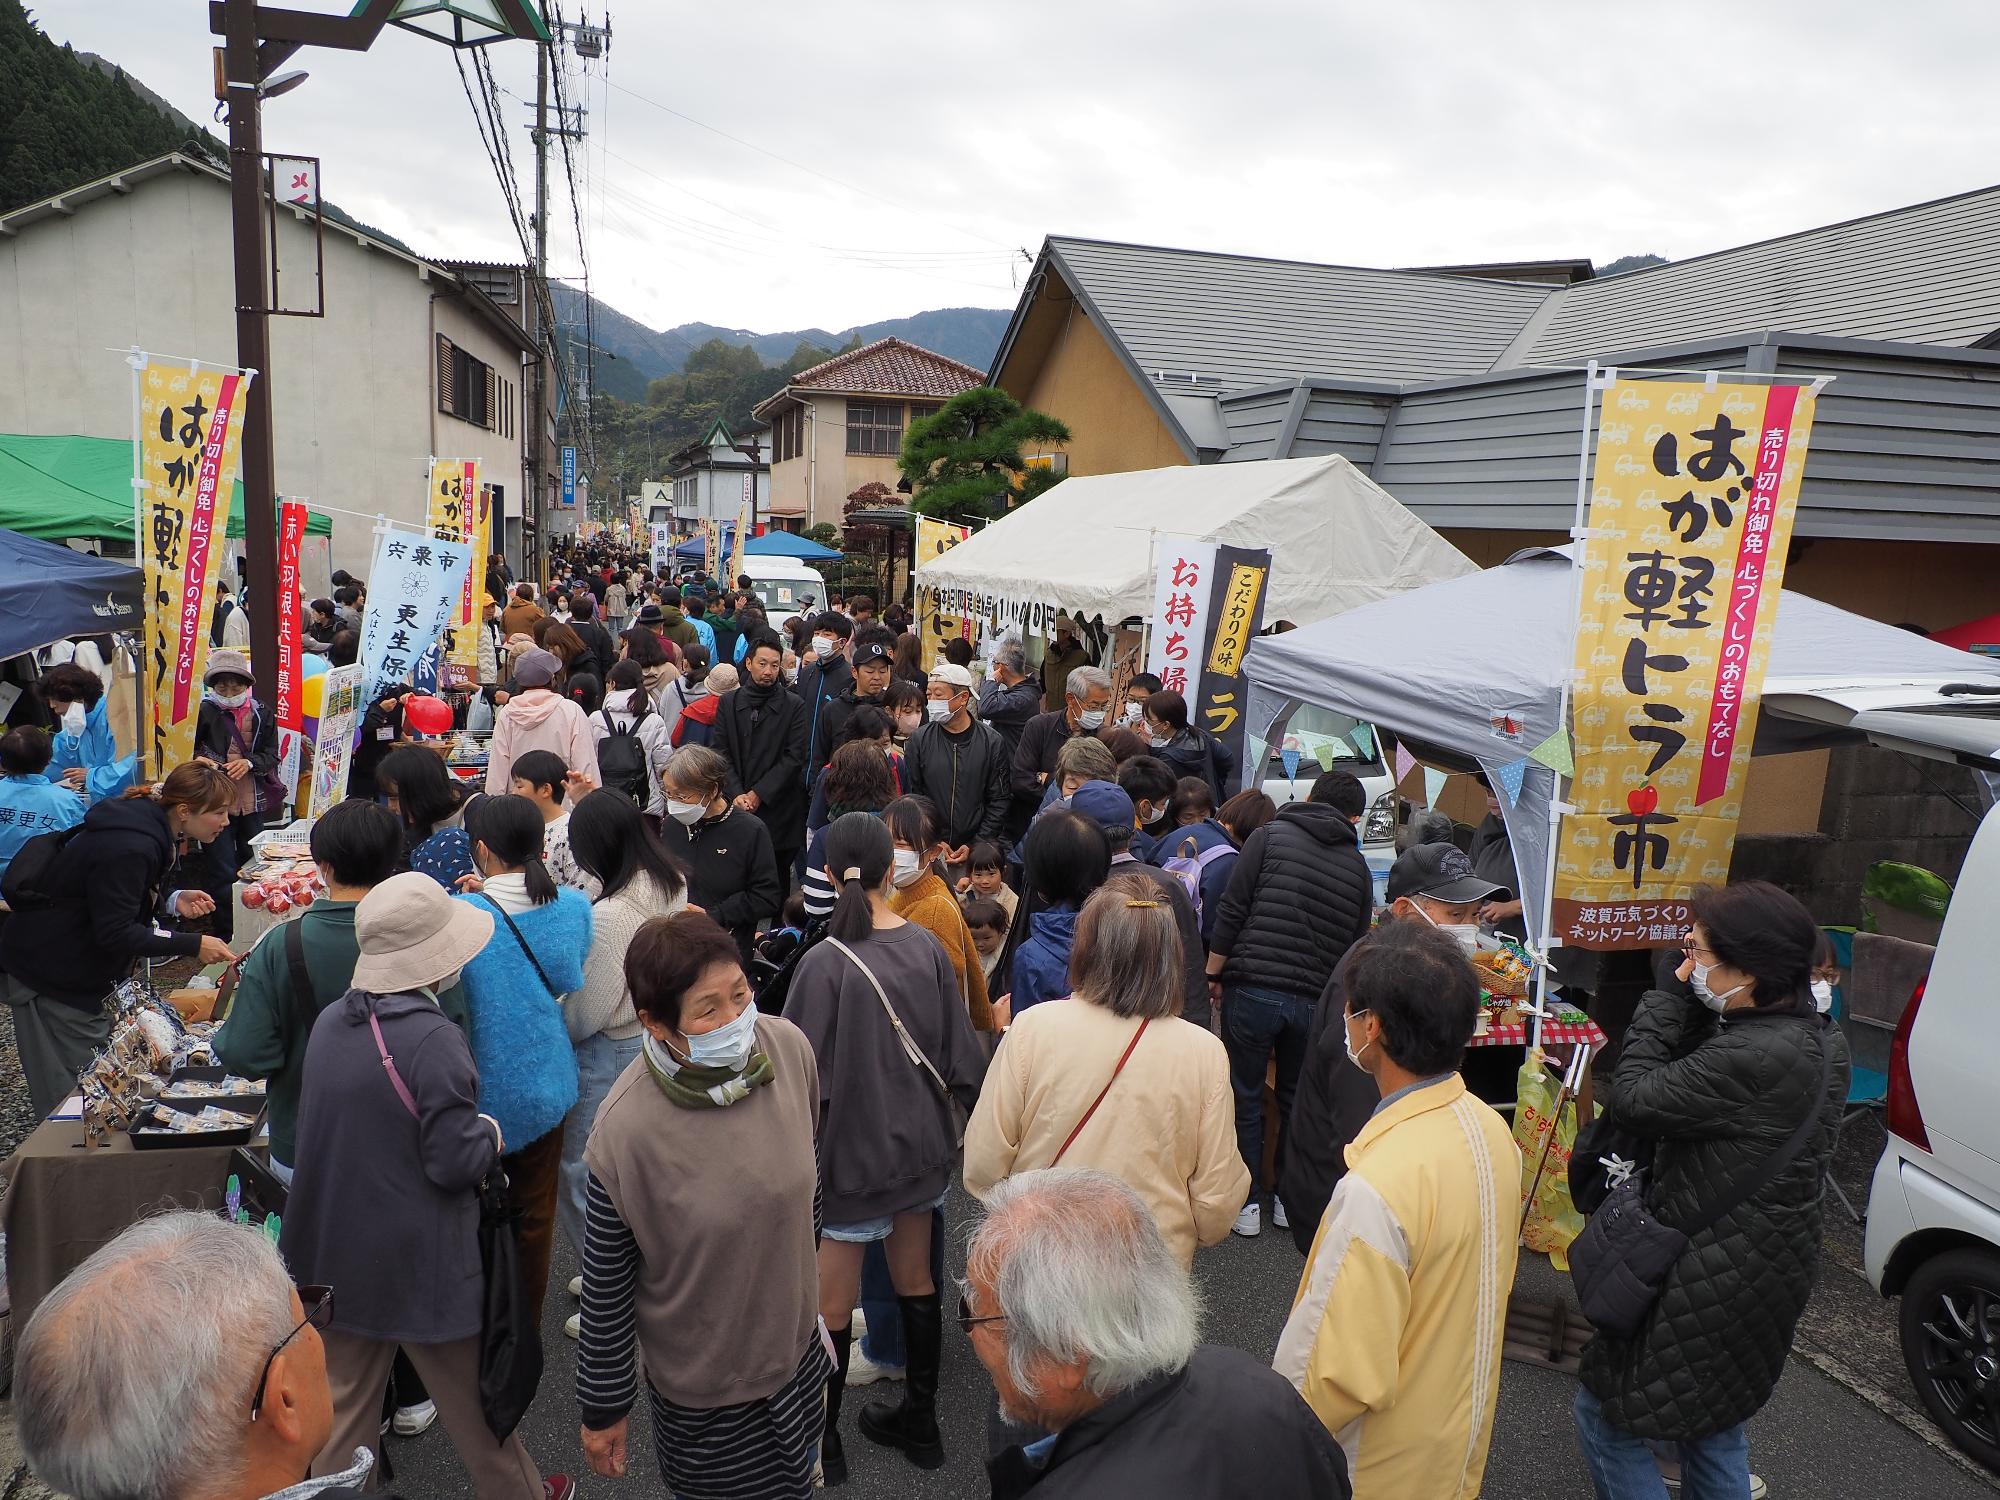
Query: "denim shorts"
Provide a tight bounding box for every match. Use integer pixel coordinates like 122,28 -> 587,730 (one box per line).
822,1189 -> 949,1244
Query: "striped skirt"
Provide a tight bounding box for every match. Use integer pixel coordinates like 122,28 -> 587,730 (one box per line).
646,1336 -> 834,1500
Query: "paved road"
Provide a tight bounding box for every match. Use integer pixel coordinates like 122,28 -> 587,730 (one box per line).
386,1162 -> 2000,1499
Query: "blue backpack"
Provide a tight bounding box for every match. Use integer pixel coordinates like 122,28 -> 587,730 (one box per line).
1160,834 -> 1235,926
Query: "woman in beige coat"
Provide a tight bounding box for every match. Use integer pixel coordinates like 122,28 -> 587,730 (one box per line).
964,872 -> 1249,1266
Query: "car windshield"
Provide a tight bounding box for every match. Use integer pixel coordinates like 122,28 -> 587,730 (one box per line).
1267,706 -> 1382,776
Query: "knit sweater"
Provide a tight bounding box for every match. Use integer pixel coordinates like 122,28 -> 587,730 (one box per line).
567,873 -> 685,1043
889,872 -> 995,1032
452,887 -> 592,1148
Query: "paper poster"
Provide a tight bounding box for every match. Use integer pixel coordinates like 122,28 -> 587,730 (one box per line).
1552,378 -> 1818,949
307,663 -> 365,819
136,357 -> 251,774
274,499 -> 308,804
358,528 -> 473,709
1144,537 -> 1217,700
914,516 -> 975,672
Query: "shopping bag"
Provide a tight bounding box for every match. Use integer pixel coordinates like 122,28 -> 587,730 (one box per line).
1512,1054 -> 1587,1269
477,1171 -> 544,1441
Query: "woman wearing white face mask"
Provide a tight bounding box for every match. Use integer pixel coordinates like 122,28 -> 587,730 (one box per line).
1140,689 -> 1231,803
883,795 -> 994,1032
190,649 -> 283,942
575,909 -> 829,1498
1571,880 -> 1848,1500
659,744 -> 781,967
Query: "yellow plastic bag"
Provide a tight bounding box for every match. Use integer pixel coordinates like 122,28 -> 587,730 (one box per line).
1512,1053 -> 1587,1269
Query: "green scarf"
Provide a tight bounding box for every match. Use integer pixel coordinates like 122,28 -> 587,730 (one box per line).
642,1032 -> 774,1110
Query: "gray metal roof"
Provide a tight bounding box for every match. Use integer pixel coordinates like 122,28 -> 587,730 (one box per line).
1521,183 -> 2000,364
1043,237 -> 1551,389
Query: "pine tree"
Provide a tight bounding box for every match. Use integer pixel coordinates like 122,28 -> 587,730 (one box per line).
897,387 -> 1071,521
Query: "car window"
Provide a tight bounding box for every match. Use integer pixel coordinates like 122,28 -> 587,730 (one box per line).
1268,706 -> 1382,775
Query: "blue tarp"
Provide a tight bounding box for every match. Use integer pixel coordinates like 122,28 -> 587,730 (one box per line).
0,527 -> 141,661
674,527 -> 841,564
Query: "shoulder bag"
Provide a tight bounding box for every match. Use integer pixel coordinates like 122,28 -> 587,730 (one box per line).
1569,1025 -> 1833,1337
1049,1019 -> 1149,1167
366,1000 -> 542,1441
825,935 -> 968,1147
478,893 -> 561,1004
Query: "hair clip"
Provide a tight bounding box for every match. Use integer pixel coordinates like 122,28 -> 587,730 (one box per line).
843,867 -> 863,881
1125,899 -> 1160,909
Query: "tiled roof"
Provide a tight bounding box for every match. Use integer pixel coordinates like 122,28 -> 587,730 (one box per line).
788,337 -> 986,397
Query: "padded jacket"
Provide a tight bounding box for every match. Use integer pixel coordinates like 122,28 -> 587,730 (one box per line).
1579,990 -> 1849,1439
903,718 -> 1012,850
1207,801 -> 1371,1001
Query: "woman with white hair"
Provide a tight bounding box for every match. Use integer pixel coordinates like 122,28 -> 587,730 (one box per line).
963,1168 -> 1349,1498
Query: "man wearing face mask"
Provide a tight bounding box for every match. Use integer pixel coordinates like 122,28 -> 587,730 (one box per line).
812,625 -> 896,771
975,642 -> 1041,761
796,611 -> 855,798
1278,838 -> 1509,1255
1009,664 -> 1113,842
1038,613 -> 1090,712
904,664 -> 1011,868
1273,919 -> 1518,1500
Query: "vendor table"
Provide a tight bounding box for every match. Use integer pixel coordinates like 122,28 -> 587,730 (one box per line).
1470,1015 -> 1608,1050
2,1116 -> 260,1332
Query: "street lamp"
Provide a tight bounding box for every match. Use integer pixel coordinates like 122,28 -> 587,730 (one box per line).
209,0 -> 547,692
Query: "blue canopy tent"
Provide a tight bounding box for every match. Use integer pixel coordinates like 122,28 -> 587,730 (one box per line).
0,528 -> 141,660
746,531 -> 839,561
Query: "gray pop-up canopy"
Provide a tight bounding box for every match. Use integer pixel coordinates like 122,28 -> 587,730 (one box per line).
1242,546 -> 2000,955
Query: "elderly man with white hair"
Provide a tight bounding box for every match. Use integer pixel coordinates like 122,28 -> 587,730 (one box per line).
964,1168 -> 1350,1499
13,1211 -> 373,1500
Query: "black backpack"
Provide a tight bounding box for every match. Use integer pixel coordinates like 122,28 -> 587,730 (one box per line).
596,704 -> 654,805
1,823 -> 84,909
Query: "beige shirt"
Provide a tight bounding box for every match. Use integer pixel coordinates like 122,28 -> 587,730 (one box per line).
964,997 -> 1249,1266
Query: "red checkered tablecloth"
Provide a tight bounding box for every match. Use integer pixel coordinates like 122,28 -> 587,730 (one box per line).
1468,1017 -> 1608,1050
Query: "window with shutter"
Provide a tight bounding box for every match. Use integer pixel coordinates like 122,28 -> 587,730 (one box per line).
437,335 -> 456,417
482,365 -> 497,431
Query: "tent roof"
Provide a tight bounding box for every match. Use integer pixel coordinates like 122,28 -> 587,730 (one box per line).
913,454 -> 1476,625
746,531 -> 839,561
0,528 -> 142,659
0,435 -> 332,540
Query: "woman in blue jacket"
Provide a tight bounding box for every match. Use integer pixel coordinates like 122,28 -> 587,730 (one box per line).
1007,810 -> 1110,1019
455,793 -> 592,1326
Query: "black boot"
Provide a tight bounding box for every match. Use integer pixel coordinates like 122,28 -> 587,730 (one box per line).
857,1292 -> 944,1469
822,1321 -> 852,1486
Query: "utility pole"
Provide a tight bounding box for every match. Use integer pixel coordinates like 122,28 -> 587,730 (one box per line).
527,38 -> 552,588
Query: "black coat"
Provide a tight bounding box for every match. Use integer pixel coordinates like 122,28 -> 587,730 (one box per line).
978,676 -> 1043,760
986,1345 -> 1350,1500
669,807 -> 781,963
714,682 -> 809,858
1152,727 -> 1232,801
1008,708 -> 1080,839
193,698 -> 281,787
0,796 -> 200,1007
903,718 -> 1011,850
812,686 -> 888,776
1279,943 -> 1379,1253
1579,990 -> 1849,1439
797,655 -> 854,788
569,618 -> 618,683
1208,801 -> 1371,1001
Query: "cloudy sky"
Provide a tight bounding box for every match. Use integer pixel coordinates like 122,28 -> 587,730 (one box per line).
38,2 -> 2000,337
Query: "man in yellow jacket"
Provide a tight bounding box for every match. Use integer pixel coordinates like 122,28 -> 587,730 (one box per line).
1273,919 -> 1520,1499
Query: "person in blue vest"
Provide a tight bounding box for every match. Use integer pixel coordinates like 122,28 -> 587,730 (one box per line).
0,728 -> 85,882
39,663 -> 136,802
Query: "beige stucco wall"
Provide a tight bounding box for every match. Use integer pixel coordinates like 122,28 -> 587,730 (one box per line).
766,392 -> 906,531
0,165 -> 526,576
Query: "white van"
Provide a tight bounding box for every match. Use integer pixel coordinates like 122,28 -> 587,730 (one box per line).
1857,702 -> 2000,1470
740,560 -> 828,619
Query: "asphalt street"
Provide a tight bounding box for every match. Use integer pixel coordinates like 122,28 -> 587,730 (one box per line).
387,1147 -> 2000,1500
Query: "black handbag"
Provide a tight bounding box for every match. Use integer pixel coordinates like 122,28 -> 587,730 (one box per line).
1569,1107 -> 1654,1217
1570,1026 -> 1833,1338
475,1169 -> 544,1441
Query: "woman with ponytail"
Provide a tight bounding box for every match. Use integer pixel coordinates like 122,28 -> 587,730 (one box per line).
783,812 -> 985,1483
453,792 -> 593,1325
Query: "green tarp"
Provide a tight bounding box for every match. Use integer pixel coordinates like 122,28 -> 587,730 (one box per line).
0,434 -> 332,541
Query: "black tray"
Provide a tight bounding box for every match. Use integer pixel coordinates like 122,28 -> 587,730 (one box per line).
129,1099 -> 264,1149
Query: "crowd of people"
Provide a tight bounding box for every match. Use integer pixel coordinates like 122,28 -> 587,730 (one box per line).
6,534 -> 1852,1500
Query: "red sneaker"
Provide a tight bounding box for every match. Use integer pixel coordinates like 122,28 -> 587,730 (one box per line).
544,1476 -> 578,1500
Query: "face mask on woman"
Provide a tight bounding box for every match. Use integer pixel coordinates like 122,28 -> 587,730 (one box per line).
59,703 -> 86,736
891,847 -> 927,887
666,797 -> 708,825
896,711 -> 922,735
1690,960 -> 1748,1014
680,1002 -> 760,1070
208,688 -> 251,711
1810,977 -> 1834,1013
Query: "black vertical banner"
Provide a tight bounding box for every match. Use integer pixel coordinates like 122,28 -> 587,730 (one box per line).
1194,544 -> 1270,778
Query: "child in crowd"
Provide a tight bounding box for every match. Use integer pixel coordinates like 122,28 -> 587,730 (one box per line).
963,897 -> 1010,992
957,840 -> 1018,931
509,749 -> 594,895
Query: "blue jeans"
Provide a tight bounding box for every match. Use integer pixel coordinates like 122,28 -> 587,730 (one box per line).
1221,986 -> 1315,1189
1573,1385 -> 1751,1499
558,1030 -> 645,1257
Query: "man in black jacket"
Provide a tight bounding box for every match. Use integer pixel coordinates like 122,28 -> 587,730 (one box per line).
1203,770 -> 1373,1239
976,642 -> 1041,759
1278,840 -> 1508,1254
567,592 -> 618,683
715,632 -> 809,883
795,610 -> 854,795
1008,664 -> 1112,841
813,626 -> 896,761
904,664 -> 1011,862
971,1169 -> 1349,1500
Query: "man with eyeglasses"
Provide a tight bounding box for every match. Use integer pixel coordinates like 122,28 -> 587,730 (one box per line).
13,1212 -> 384,1500
965,1167 -> 1348,1499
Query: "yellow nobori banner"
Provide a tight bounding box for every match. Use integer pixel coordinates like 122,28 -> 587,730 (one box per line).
428,458 -> 481,671
1552,378 -> 1818,950
914,515 -> 973,672
138,358 -> 252,776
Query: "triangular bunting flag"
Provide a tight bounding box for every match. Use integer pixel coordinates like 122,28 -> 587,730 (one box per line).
1281,747 -> 1302,779
1349,723 -> 1376,760
1394,742 -> 1417,785
1527,727 -> 1574,778
1422,766 -> 1447,807
1492,758 -> 1529,807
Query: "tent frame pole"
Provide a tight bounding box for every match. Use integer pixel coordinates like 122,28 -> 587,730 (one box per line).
1533,358 -> 1602,1051
126,347 -> 150,781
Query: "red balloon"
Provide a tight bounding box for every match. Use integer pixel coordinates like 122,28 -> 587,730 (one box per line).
403,695 -> 454,736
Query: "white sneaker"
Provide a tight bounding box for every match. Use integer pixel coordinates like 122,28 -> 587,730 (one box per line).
568,1275 -> 583,1298
391,1400 -> 438,1437
1271,1198 -> 1291,1231
851,1307 -> 868,1341
564,1312 -> 581,1340
844,1345 -> 905,1386
1233,1201 -> 1261,1238
1662,1471 -> 1766,1499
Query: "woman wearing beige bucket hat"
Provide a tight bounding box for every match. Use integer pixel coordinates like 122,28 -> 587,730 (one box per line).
279,871 -> 573,1500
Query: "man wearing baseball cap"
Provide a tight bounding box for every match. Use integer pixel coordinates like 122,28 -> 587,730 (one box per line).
1278,836 -> 1509,1255
809,624 -> 897,774
903,662 -> 1011,865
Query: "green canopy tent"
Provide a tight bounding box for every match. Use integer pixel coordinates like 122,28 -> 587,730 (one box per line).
0,434 -> 332,541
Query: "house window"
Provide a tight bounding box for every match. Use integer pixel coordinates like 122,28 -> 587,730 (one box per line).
494,375 -> 516,440
436,335 -> 493,429
772,404 -> 805,463
908,401 -> 942,423
846,400 -> 903,456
